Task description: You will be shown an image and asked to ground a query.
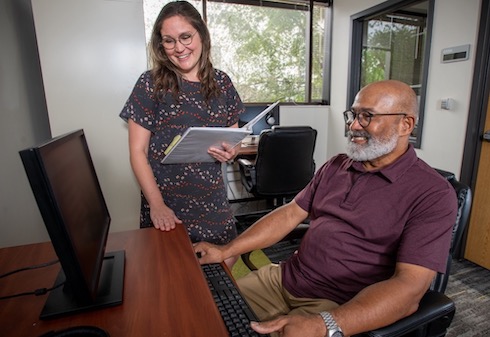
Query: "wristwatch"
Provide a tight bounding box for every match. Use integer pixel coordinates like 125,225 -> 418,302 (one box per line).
319,311 -> 344,337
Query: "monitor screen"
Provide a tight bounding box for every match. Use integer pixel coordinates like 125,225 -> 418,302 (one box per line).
238,103 -> 280,135
19,129 -> 124,319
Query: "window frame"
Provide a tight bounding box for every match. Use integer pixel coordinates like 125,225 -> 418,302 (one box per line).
347,0 -> 434,149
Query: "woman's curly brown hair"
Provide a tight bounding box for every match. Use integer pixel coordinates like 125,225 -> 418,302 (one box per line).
148,1 -> 220,102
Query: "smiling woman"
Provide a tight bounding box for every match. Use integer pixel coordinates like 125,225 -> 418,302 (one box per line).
119,1 -> 245,261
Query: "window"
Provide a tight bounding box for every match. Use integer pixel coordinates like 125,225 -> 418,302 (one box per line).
349,0 -> 433,148
143,0 -> 331,104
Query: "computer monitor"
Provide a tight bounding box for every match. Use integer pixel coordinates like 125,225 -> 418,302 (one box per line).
19,129 -> 124,320
239,103 -> 280,135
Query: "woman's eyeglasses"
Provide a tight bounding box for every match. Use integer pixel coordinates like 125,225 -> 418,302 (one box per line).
161,31 -> 198,50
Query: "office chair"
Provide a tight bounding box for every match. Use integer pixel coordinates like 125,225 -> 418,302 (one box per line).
237,125 -> 317,206
240,168 -> 472,337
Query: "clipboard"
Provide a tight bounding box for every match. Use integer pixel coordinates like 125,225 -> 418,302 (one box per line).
161,101 -> 280,164
161,127 -> 251,164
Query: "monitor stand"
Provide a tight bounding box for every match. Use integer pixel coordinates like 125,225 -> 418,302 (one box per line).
40,250 -> 125,320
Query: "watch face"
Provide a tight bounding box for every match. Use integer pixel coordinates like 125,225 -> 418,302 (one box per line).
332,332 -> 344,337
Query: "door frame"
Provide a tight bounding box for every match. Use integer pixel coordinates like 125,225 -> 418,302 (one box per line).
459,0 -> 490,259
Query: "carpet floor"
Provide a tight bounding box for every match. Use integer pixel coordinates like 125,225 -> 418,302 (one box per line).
445,259 -> 490,337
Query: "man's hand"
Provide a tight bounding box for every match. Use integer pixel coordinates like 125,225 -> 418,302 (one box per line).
250,314 -> 327,337
193,241 -> 228,264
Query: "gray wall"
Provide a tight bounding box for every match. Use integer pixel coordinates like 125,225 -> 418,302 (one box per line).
31,0 -> 147,245
0,0 -> 51,246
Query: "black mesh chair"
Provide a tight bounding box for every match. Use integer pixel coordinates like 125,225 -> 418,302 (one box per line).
240,168 -> 472,337
237,125 -> 317,206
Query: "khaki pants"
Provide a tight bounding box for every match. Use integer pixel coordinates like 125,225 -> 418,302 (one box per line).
237,264 -> 339,335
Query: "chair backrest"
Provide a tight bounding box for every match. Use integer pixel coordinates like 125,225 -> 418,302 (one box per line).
253,126 -> 317,197
431,168 -> 472,293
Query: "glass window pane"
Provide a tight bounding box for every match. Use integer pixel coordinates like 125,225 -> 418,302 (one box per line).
207,2 -> 307,102
361,11 -> 426,88
311,5 -> 327,101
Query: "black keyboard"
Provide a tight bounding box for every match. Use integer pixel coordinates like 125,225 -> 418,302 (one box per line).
201,263 -> 270,337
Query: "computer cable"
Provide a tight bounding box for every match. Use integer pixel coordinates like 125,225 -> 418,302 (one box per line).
0,259 -> 62,300
0,259 -> 59,279
0,280 -> 64,300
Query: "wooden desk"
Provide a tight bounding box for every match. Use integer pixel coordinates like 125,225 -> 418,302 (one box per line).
237,143 -> 258,157
0,226 -> 229,337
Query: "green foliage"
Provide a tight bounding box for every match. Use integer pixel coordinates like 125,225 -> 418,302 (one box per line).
361,17 -> 424,88
209,5 -> 306,102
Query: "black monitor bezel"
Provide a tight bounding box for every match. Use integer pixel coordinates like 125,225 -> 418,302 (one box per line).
19,129 -> 123,319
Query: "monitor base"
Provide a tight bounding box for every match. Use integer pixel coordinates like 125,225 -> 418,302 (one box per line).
40,250 -> 125,320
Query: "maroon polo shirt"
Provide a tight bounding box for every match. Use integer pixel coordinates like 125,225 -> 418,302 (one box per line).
281,145 -> 457,304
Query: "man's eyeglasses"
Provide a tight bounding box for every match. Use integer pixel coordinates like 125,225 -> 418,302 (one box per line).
161,31 -> 198,50
343,109 -> 407,128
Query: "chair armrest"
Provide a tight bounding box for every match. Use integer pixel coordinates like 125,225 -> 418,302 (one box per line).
282,223 -> 310,242
237,158 -> 254,168
364,291 -> 455,337
241,251 -> 258,271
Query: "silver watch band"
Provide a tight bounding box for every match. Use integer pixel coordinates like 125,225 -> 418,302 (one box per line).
319,311 -> 344,337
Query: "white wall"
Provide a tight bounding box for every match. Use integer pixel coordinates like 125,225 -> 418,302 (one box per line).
417,0 -> 480,175
31,0 -> 147,233
279,105 -> 329,168
329,0 -> 481,178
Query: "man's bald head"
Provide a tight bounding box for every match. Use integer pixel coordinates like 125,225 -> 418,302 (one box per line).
355,80 -> 419,120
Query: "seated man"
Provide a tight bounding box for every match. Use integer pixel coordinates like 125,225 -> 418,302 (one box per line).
194,80 -> 458,337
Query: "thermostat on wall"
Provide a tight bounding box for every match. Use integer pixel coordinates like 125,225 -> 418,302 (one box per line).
441,44 -> 470,63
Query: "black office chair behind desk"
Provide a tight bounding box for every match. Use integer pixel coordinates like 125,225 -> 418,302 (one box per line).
240,168 -> 472,337
237,125 -> 317,207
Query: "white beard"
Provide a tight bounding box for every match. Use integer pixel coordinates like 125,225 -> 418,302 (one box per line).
346,127 -> 398,161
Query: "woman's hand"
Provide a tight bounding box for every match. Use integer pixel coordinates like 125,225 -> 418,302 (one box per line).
150,203 -> 182,231
208,142 -> 237,163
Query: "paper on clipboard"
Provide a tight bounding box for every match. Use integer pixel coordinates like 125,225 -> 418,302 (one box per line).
161,101 -> 280,164
161,127 -> 251,164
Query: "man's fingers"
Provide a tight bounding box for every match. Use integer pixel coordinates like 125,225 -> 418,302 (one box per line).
250,318 -> 287,334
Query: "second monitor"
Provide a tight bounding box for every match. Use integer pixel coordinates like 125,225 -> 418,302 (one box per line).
239,103 -> 280,135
